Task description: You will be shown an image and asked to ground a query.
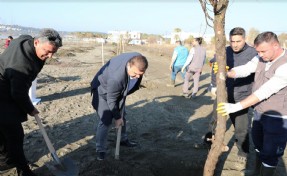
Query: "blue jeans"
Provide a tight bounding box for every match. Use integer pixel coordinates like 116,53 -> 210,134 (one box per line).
252,111 -> 287,166
171,65 -> 185,81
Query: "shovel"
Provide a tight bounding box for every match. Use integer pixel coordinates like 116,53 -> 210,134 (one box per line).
34,114 -> 79,176
115,125 -> 122,160
115,108 -> 125,160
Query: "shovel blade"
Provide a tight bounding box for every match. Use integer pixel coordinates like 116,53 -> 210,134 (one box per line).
47,158 -> 79,176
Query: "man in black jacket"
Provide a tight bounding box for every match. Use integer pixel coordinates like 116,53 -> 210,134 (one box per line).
91,52 -> 148,160
225,27 -> 258,162
194,28 -> 257,162
0,29 -> 62,176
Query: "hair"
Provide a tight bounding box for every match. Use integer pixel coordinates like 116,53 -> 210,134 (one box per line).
195,37 -> 203,45
254,31 -> 279,47
35,28 -> 62,47
176,40 -> 182,45
8,36 -> 13,40
129,55 -> 148,71
229,27 -> 246,38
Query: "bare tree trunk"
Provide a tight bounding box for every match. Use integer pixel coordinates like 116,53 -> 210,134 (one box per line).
101,42 -> 104,66
203,1 -> 229,176
117,37 -> 124,55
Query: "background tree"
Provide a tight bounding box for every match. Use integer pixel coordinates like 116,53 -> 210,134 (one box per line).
147,36 -> 158,44
173,28 -> 182,42
198,0 -> 229,176
247,27 -> 260,46
184,35 -> 194,46
278,33 -> 287,48
173,28 -> 182,33
141,33 -> 163,44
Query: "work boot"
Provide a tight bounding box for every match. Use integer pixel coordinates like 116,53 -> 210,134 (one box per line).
181,92 -> 189,98
191,93 -> 197,98
0,163 -> 15,174
166,80 -> 175,87
193,132 -> 213,149
120,139 -> 137,147
0,159 -> 15,174
96,152 -> 106,161
260,164 -> 276,176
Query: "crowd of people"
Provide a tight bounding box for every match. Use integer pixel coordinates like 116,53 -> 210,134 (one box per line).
0,27 -> 286,176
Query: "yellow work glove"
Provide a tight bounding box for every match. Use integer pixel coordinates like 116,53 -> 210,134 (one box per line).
217,102 -> 243,116
213,62 -> 229,74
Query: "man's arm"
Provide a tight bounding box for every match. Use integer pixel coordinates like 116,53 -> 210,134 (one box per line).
218,62 -> 287,116
182,48 -> 194,72
106,79 -> 123,119
227,56 -> 259,78
253,62 -> 287,101
169,51 -> 178,71
240,94 -> 260,109
232,62 -> 287,111
7,69 -> 35,115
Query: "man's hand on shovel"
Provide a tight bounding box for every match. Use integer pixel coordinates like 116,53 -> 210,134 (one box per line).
115,118 -> 124,128
29,108 -> 39,116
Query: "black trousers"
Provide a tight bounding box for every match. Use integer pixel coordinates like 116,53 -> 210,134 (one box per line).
230,107 -> 250,156
0,122 -> 29,170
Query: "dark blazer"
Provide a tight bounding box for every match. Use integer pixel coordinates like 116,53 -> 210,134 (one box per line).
0,35 -> 45,124
91,52 -> 143,125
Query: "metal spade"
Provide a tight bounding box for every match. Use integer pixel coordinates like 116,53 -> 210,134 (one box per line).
34,114 -> 79,176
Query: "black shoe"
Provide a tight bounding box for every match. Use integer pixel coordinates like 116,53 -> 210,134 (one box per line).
193,142 -> 211,149
191,93 -> 197,98
96,152 -> 105,161
181,93 -> 190,98
203,132 -> 213,145
17,168 -> 37,176
120,139 -> 137,147
0,163 -> 15,174
194,132 -> 213,149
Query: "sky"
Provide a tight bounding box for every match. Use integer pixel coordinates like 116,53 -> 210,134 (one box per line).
0,0 -> 286,36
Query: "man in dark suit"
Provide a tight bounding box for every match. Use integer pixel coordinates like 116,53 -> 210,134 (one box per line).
91,52 -> 148,160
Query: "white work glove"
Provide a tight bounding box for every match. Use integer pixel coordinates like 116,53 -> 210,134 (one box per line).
217,102 -> 243,116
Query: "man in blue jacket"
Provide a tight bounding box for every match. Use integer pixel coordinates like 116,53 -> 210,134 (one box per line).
91,52 -> 148,160
0,29 -> 62,176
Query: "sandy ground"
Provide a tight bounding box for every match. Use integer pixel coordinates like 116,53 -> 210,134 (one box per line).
0,41 -> 286,176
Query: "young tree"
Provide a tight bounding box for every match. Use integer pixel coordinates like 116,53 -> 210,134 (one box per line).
184,35 -> 194,45
173,28 -> 182,33
198,0 -> 229,176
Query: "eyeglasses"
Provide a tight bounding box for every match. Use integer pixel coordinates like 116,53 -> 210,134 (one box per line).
47,36 -> 61,43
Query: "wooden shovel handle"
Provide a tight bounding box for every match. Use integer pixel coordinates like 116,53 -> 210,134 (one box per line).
115,125 -> 122,160
34,114 -> 61,164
